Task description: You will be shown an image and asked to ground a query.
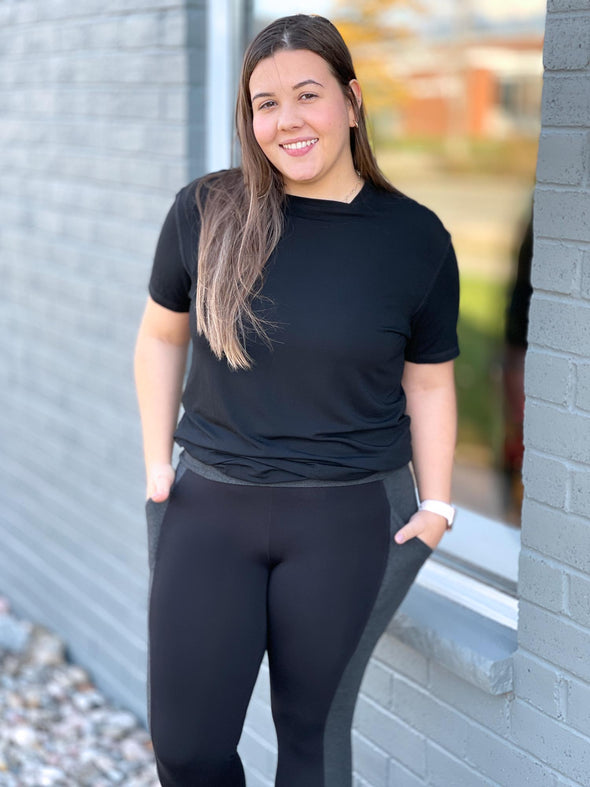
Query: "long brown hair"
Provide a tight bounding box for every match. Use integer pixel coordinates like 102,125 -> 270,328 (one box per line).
195,14 -> 406,370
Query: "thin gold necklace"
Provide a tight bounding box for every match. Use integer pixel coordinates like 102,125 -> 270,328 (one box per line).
343,173 -> 363,203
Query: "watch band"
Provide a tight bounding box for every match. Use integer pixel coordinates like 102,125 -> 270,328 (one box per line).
418,499 -> 456,529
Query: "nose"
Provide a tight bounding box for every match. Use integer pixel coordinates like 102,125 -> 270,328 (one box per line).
277,102 -> 304,131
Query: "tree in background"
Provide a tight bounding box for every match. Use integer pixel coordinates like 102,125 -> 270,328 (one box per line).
332,0 -> 425,138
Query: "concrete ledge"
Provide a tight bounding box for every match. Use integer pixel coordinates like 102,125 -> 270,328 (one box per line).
386,584 -> 517,695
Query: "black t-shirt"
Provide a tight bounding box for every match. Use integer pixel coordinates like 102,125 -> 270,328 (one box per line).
149,175 -> 460,483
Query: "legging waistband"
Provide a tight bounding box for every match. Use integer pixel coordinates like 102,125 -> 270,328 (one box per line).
177,449 -> 411,489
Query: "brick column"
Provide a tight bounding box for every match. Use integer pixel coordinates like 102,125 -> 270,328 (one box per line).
515,0 -> 590,780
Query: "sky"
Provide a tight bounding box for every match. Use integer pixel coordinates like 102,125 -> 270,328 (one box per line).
254,0 -> 547,31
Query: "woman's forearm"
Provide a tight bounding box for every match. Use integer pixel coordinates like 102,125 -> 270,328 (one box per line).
402,361 -> 457,504
134,333 -> 189,476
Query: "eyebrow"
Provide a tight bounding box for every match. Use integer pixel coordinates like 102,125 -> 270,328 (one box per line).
251,79 -> 324,103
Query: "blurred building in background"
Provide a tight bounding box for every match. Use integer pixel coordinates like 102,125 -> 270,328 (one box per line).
395,33 -> 543,138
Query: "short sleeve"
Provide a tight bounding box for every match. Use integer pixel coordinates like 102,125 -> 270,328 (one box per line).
404,239 -> 460,363
148,194 -> 192,313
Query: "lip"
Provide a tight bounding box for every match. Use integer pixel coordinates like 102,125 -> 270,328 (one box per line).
279,137 -> 319,157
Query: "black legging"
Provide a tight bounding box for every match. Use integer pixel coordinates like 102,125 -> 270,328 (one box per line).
145,455 -> 432,787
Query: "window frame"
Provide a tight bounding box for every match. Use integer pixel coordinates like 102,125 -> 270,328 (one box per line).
206,0 -> 248,172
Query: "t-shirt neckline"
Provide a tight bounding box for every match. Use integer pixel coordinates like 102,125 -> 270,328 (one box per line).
284,181 -> 372,214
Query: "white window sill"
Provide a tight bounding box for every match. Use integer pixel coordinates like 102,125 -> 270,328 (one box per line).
416,558 -> 518,630
386,582 -> 517,695
437,504 -> 521,596
384,502 -> 520,695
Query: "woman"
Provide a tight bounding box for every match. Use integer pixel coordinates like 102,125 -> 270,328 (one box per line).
134,13 -> 459,787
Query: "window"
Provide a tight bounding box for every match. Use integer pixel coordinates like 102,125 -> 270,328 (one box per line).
226,0 -> 546,624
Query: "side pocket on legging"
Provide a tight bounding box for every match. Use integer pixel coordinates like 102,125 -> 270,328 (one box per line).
381,465 -> 435,558
145,498 -> 169,574
376,466 -> 433,616
145,462 -> 187,573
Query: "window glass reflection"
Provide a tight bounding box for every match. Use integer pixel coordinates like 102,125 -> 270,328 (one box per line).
251,0 -> 545,527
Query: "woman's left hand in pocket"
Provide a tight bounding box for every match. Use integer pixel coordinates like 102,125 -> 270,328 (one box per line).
394,509 -> 448,550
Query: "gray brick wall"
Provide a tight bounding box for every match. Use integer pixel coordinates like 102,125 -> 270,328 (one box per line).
0,0 -> 206,720
519,0 -> 590,769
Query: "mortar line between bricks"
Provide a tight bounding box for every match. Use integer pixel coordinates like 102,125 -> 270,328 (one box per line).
383,748 -> 433,785
535,183 -> 590,195
358,693 -> 429,755
521,497 -> 563,520
352,728 -> 394,759
0,222 -> 167,250
533,235 -> 590,248
426,738 -> 503,787
0,144 -> 188,162
542,67 -> 590,76
525,446 -> 590,474
527,344 -> 586,361
543,68 -> 590,75
234,761 -> 274,787
519,647 -> 590,702
0,184 -> 178,202
240,724 -> 277,754
539,130 -> 590,141
3,140 -> 189,161
514,291 -> 584,306
0,51 -> 186,65
520,543 -> 585,576
525,341 -> 590,358
521,501 -> 590,532
520,597 -> 590,636
549,773 -> 588,787
526,396 -> 578,412
371,654 -> 417,684
547,9 -> 590,17
537,179 -> 585,187
0,116 -> 196,129
540,123 -> 590,131
0,175 -> 186,198
563,572 -> 572,619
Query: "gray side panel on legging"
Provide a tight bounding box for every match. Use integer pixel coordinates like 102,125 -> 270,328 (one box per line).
144,460 -> 188,732
322,465 -> 432,786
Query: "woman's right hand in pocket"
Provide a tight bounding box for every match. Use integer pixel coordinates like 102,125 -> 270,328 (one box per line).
146,462 -> 175,503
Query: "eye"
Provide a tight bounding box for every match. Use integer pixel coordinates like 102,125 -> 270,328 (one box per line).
257,100 -> 277,111
299,92 -> 318,101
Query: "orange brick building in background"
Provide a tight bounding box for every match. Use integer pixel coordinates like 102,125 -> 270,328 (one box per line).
391,34 -> 544,138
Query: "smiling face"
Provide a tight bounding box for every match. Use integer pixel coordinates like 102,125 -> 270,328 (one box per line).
249,49 -> 361,199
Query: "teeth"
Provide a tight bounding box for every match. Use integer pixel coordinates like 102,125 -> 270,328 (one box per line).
282,139 -> 318,150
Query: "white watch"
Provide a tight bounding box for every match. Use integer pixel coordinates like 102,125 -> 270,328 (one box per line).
418,499 -> 456,530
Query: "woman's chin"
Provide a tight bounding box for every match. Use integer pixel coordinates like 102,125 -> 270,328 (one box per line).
282,171 -> 323,192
